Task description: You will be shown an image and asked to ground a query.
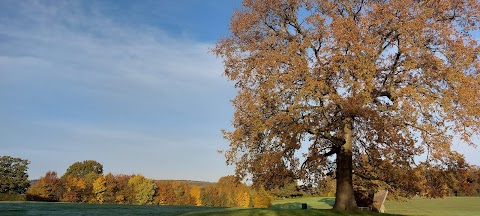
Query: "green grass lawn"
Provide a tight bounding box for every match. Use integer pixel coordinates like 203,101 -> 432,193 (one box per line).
272,196 -> 480,216
0,201 -> 395,216
0,202 -> 224,216
184,208 -> 396,216
385,196 -> 480,216
1,197 -> 479,216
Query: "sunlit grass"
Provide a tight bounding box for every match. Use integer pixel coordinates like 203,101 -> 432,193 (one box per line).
272,196 -> 480,216
385,196 -> 480,216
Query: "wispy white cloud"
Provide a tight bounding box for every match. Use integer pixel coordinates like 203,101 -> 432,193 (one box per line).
0,1 -> 235,181
37,120 -> 174,148
0,0 -> 227,97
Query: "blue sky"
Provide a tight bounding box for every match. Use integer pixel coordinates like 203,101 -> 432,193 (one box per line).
1,1 -> 479,182
0,0 -> 241,181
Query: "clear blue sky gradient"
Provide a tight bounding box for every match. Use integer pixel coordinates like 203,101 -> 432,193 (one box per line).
1,1 -> 479,181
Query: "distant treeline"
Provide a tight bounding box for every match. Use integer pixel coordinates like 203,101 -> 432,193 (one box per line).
26,160 -> 271,208
4,156 -> 479,205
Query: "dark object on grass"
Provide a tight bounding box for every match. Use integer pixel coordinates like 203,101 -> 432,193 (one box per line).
301,203 -> 307,209
354,190 -> 374,208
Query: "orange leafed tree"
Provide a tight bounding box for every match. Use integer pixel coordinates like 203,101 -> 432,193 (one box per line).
26,171 -> 61,201
214,0 -> 480,210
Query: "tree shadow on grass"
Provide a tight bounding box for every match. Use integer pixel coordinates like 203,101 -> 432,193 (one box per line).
318,197 -> 335,207
270,202 -> 305,210
189,208 -> 405,216
271,197 -> 335,210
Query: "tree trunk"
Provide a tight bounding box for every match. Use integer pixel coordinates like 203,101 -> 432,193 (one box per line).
333,117 -> 358,211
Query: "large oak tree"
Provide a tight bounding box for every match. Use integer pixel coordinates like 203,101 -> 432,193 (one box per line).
214,0 -> 480,210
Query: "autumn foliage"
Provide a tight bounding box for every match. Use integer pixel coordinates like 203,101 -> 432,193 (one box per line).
26,171 -> 61,202
252,187 -> 272,208
92,175 -> 107,203
22,159 -> 480,208
214,0 -> 480,210
26,161 -> 270,207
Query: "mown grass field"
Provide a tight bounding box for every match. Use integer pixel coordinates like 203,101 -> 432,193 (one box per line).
1,196 -> 479,216
385,196 -> 480,216
272,196 -> 480,216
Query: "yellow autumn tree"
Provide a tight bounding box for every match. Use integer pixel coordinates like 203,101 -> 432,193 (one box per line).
190,186 -> 202,206
214,0 -> 480,211
93,175 -> 107,204
216,175 -> 239,207
252,187 -> 271,208
235,184 -> 250,208
215,175 -> 252,207
128,175 -> 156,205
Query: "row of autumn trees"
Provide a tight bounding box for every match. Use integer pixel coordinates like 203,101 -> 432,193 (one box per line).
26,160 -> 272,208
352,156 -> 480,199
250,154 -> 480,200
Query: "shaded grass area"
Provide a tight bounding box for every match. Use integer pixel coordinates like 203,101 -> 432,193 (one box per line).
0,201 -> 397,216
0,202 -> 223,216
185,208 -> 398,216
271,196 -> 335,209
